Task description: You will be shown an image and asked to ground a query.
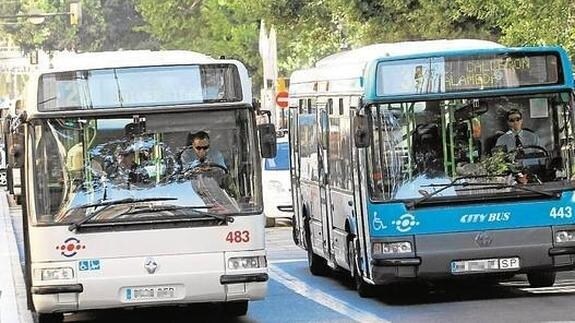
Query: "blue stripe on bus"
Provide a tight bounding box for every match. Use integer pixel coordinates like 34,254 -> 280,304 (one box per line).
367,191 -> 575,237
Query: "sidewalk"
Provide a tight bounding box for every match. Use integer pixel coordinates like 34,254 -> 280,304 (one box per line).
0,192 -> 33,323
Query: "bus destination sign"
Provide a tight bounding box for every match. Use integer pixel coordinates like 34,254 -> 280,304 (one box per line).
376,53 -> 561,97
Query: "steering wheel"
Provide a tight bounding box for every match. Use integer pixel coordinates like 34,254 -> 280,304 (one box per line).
183,162 -> 229,177
509,145 -> 549,159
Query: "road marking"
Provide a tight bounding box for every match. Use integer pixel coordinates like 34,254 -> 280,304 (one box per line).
500,279 -> 575,294
269,265 -> 388,323
269,258 -> 307,264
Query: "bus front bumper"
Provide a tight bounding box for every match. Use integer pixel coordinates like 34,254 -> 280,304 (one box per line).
369,227 -> 575,285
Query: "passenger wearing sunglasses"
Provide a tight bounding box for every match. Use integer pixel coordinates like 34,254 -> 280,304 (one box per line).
181,130 -> 227,172
495,108 -> 540,152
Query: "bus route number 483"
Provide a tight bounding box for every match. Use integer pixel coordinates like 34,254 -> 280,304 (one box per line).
549,206 -> 573,219
226,230 -> 250,243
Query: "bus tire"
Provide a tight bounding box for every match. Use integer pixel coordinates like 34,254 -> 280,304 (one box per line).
36,312 -> 64,323
527,271 -> 556,288
304,216 -> 329,276
291,214 -> 299,245
348,238 -> 376,298
223,300 -> 248,316
307,243 -> 329,276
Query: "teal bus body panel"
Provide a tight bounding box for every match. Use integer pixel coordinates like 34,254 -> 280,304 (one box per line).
367,191 -> 575,237
363,46 -> 574,102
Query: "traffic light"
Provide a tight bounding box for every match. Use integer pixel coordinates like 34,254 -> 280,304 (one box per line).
69,1 -> 81,26
276,77 -> 289,92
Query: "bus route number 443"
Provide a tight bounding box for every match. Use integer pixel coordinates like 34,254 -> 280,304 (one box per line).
549,206 -> 573,219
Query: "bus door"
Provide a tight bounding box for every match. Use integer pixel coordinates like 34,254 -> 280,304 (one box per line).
318,98 -> 333,262
289,101 -> 303,246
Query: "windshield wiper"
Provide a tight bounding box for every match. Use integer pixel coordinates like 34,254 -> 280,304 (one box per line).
406,176 -> 477,209
407,176 -> 559,209
461,182 -> 560,198
67,197 -> 177,232
118,204 -> 234,223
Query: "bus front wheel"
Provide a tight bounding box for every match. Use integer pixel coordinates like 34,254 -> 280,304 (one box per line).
304,215 -> 329,276
348,238 -> 376,298
527,271 -> 556,288
223,300 -> 248,316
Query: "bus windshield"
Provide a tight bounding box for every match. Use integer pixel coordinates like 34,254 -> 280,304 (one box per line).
31,109 -> 261,225
367,93 -> 575,203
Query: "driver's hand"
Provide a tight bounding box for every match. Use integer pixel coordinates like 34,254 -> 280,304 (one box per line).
193,165 -> 210,173
516,172 -> 528,185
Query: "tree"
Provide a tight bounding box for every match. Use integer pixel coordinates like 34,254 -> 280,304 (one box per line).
0,0 -> 157,53
457,0 -> 575,58
136,0 -> 498,90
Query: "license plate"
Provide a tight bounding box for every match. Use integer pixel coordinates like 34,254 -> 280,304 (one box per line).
124,285 -> 178,301
451,257 -> 520,274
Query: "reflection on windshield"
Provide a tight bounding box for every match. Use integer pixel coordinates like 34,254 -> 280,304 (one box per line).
33,110 -> 260,224
368,94 -> 575,202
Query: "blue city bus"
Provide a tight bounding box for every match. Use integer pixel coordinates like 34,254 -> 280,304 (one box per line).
288,39 -> 575,297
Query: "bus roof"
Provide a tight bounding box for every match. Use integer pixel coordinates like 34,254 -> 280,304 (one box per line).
290,39 -> 504,93
22,50 -> 253,117
290,39 -> 573,100
316,39 -> 503,67
44,50 -> 218,73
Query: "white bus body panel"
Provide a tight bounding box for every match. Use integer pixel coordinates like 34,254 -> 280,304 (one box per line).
30,215 -> 266,312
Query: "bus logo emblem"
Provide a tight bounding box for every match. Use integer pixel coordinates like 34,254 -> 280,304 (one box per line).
474,232 -> 493,247
56,237 -> 86,258
144,257 -> 158,274
392,214 -> 420,233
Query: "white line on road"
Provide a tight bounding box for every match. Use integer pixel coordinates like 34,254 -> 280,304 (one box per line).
269,264 -> 388,323
268,258 -> 307,264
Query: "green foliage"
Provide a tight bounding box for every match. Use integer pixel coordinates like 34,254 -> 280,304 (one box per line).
135,0 -> 497,90
0,0 -> 157,53
2,0 -> 574,91
480,150 -> 518,175
458,0 -> 575,59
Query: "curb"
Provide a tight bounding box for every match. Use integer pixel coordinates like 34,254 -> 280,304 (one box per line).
0,192 -> 33,323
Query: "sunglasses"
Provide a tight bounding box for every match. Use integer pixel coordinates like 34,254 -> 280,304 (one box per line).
193,145 -> 210,151
508,117 -> 522,122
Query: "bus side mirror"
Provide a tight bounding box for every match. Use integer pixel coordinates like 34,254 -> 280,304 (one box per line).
258,123 -> 277,158
7,113 -> 26,168
354,115 -> 370,148
253,98 -> 261,111
8,141 -> 23,168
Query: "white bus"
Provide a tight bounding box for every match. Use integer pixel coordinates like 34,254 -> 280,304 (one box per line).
6,50 -> 276,322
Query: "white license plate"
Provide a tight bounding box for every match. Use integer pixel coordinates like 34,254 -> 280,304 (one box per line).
124,285 -> 178,301
451,257 -> 520,274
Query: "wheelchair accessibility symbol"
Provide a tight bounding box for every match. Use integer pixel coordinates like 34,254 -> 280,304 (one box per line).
372,212 -> 388,231
79,259 -> 101,271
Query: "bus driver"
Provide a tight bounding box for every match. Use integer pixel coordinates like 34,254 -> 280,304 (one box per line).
495,109 -> 541,152
181,130 -> 227,172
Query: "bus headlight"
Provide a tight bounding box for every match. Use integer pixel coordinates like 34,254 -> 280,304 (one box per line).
556,230 -> 575,243
227,256 -> 267,270
34,267 -> 74,281
372,241 -> 412,255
